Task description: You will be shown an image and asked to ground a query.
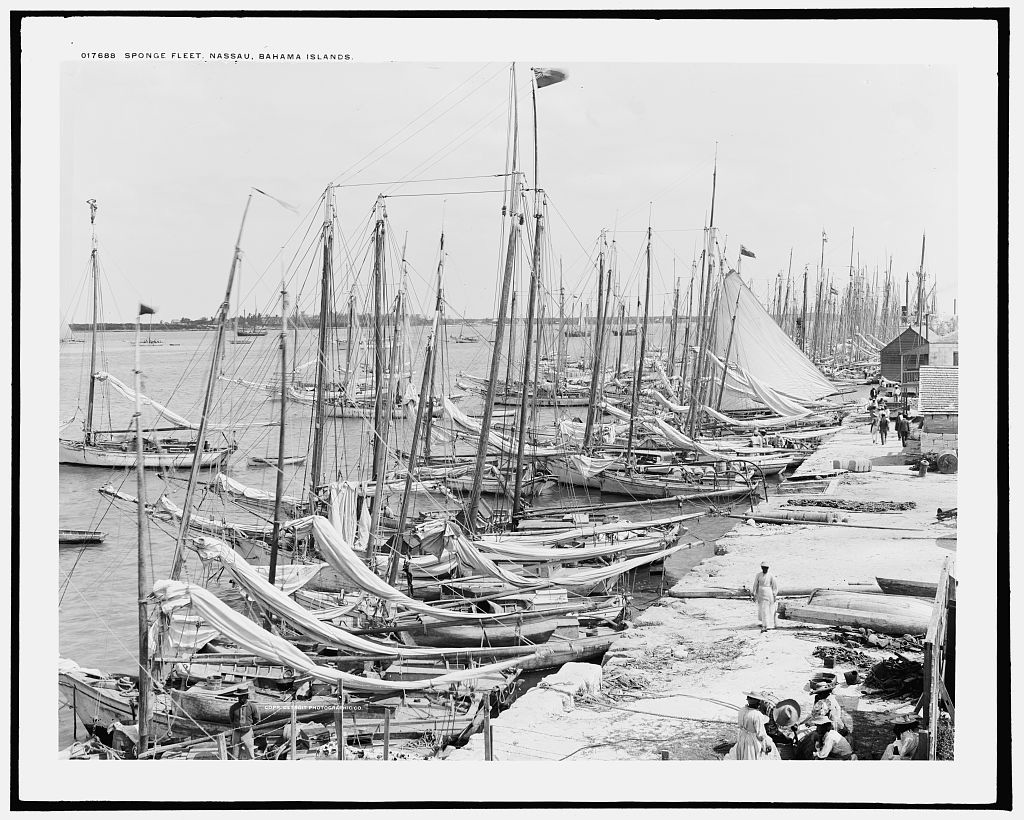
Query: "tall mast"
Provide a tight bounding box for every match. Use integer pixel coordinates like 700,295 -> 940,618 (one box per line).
916,232 -> 926,327
715,282 -> 743,410
625,226 -> 652,468
667,273 -> 680,379
371,199 -> 387,479
800,265 -> 809,353
582,235 -> 607,449
308,187 -> 334,502
371,291 -> 402,562
84,199 -> 100,446
512,187 -> 543,521
466,64 -> 520,532
268,283 -> 289,587
423,235 -> 445,461
132,309 -> 152,754
678,261 -> 696,402
169,193 -> 252,579
345,290 -> 356,389
556,266 -> 566,372
387,252 -> 443,585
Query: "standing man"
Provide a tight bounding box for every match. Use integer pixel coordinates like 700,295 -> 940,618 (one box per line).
229,683 -> 258,760
751,560 -> 779,633
878,412 -> 890,445
895,413 -> 910,447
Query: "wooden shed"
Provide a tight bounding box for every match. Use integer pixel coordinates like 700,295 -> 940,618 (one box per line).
879,326 -> 928,384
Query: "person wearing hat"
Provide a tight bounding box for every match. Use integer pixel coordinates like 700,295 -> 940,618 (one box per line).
811,716 -> 855,760
751,560 -> 779,632
880,714 -> 920,760
726,692 -> 779,760
749,428 -> 765,448
229,683 -> 258,760
802,680 -> 849,735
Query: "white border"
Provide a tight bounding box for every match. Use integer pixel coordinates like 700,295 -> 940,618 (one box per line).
14,10 -> 1002,808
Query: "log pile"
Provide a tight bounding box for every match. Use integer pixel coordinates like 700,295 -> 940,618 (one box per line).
863,654 -> 923,698
786,499 -> 917,513
823,626 -> 923,653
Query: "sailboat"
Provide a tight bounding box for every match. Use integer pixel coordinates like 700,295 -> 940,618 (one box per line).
58,201 -> 233,469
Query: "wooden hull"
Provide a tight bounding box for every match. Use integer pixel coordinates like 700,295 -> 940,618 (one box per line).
875,578 -> 940,598
596,473 -> 755,501
807,589 -> 933,618
404,619 -> 558,648
59,529 -> 105,545
59,440 -> 230,469
247,455 -> 307,467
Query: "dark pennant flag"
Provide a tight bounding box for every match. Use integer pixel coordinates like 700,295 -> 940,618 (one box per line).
139,303 -> 156,316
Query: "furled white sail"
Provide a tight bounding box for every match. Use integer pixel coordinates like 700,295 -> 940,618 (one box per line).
152,579 -> 533,692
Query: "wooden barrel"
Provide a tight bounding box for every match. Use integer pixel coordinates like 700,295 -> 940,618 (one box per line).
936,450 -> 958,474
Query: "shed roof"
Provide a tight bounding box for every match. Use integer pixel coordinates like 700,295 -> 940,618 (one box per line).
918,365 -> 958,414
881,326 -> 927,354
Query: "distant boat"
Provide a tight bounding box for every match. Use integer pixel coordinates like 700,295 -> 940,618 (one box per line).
58,199 -> 234,469
247,454 -> 307,468
59,529 -> 105,545
60,323 -> 84,344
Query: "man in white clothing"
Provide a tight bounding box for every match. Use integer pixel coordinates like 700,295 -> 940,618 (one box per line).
751,560 -> 779,632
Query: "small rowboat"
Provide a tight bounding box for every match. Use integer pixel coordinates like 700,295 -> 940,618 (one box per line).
247,454 -> 307,468
59,529 -> 105,545
875,577 -> 939,598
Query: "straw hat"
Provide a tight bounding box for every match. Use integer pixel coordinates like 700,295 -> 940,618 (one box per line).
893,713 -> 920,728
236,682 -> 254,697
809,680 -> 837,694
760,560 -> 769,568
810,715 -> 833,727
743,690 -> 764,701
771,699 -> 801,729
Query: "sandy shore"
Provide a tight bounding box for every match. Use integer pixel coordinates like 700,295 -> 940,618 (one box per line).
448,413 -> 957,761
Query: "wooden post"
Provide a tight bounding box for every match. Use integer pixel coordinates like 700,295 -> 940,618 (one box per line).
215,732 -> 228,761
335,706 -> 345,760
290,700 -> 298,760
383,708 -> 391,760
483,707 -> 493,760
72,687 -> 78,740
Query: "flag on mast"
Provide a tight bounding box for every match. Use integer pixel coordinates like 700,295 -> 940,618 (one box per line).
139,303 -> 156,316
739,246 -> 756,259
822,230 -> 828,243
532,68 -> 567,88
253,187 -> 300,214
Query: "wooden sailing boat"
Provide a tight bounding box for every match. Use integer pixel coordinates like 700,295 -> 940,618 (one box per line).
58,201 -> 232,469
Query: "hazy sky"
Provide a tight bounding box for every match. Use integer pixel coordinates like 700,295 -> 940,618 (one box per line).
61,60 -> 957,323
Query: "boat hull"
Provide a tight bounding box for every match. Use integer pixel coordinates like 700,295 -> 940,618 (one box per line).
596,473 -> 756,500
59,440 -> 231,469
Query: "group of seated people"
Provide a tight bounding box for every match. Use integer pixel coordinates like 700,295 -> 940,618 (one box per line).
725,683 -> 921,761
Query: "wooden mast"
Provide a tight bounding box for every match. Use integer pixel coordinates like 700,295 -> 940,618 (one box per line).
512,191 -> 543,521
915,232 -> 926,327
714,283 -> 743,411
678,260 -> 696,403
666,273 -> 680,379
308,187 -> 334,504
582,235 -> 607,450
268,283 -> 289,586
169,193 -> 251,580
625,225 -> 652,469
371,199 -> 387,480
84,199 -> 99,446
466,65 -> 520,532
388,235 -> 444,584
371,291 -> 403,560
132,309 -> 153,754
